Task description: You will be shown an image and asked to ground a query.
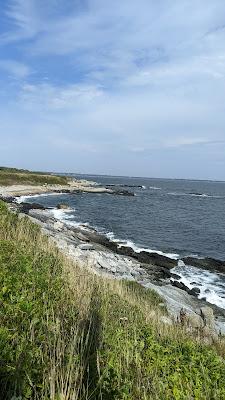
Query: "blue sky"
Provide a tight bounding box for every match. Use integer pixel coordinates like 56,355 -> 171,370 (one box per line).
0,0 -> 225,179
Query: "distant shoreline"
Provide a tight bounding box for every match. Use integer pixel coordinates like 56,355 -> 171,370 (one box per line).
54,171 -> 225,184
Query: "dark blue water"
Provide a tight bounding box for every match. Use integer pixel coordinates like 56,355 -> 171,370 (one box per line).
24,175 -> 225,260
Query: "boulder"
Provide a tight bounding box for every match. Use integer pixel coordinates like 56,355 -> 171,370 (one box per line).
202,326 -> 218,343
53,221 -> 64,231
178,307 -> 217,341
117,245 -> 136,258
171,273 -> 182,280
57,203 -> 70,209
188,287 -> 201,296
19,202 -> 46,213
187,313 -> 204,330
171,280 -> 188,291
200,306 -> 215,329
160,316 -> 173,326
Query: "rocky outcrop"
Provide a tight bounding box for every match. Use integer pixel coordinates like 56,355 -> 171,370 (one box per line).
179,306 -> 219,343
142,264 -> 173,283
19,202 -> 46,213
136,251 -> 177,269
57,203 -> 70,209
182,256 -> 225,273
106,184 -> 143,188
171,280 -> 201,297
111,189 -> 135,196
0,195 -> 16,203
200,306 -> 215,329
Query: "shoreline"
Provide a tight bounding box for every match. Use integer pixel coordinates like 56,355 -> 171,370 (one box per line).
0,179 -> 135,198
2,190 -> 225,334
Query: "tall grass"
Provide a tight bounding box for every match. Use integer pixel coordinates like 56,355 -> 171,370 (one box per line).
0,168 -> 68,186
0,200 -> 225,399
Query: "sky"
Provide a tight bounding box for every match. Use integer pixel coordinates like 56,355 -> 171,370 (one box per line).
0,0 -> 225,179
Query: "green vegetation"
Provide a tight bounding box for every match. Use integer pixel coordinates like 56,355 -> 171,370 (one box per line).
0,200 -> 225,399
0,166 -> 68,186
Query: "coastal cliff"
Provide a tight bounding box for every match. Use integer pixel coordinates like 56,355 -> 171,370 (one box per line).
1,198 -> 225,399
1,168 -> 225,399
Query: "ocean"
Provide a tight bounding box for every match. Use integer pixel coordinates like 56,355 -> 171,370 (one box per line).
20,174 -> 225,309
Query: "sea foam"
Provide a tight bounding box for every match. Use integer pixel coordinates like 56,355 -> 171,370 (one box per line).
171,263 -> 225,309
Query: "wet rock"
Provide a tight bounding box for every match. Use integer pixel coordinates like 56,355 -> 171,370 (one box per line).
0,196 -> 16,203
19,202 -> 46,213
57,203 -> 70,209
61,189 -> 71,194
106,184 -> 143,188
135,251 -> 177,269
171,280 -> 187,291
171,281 -> 200,297
170,273 -> 181,280
112,189 -> 134,196
117,246 -> 136,258
143,264 -> 172,282
190,281 -> 202,286
189,287 -> 200,296
182,256 -> 225,273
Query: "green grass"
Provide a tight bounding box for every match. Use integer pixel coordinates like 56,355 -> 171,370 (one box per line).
0,166 -> 69,186
0,200 -> 225,399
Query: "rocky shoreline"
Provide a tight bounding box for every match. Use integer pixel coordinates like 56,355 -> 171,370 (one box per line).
1,194 -> 225,335
0,180 -> 135,198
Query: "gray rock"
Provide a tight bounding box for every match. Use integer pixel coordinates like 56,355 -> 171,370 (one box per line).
57,203 -> 70,209
187,313 -> 204,330
171,281 -> 200,297
20,202 -> 46,213
76,232 -> 90,242
53,221 -> 64,231
79,244 -> 95,251
189,287 -> 201,296
200,306 -> 215,329
160,316 -> 173,325
182,256 -> 225,274
28,210 -> 53,223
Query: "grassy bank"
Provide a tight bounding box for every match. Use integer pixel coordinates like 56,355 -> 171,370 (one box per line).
0,167 -> 68,186
0,201 -> 225,399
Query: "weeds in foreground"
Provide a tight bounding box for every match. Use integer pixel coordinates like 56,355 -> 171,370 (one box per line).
0,200 -> 225,399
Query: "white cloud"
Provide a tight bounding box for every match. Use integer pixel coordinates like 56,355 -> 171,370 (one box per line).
19,83 -> 103,110
0,0 -> 225,178
162,137 -> 218,149
0,59 -> 30,78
